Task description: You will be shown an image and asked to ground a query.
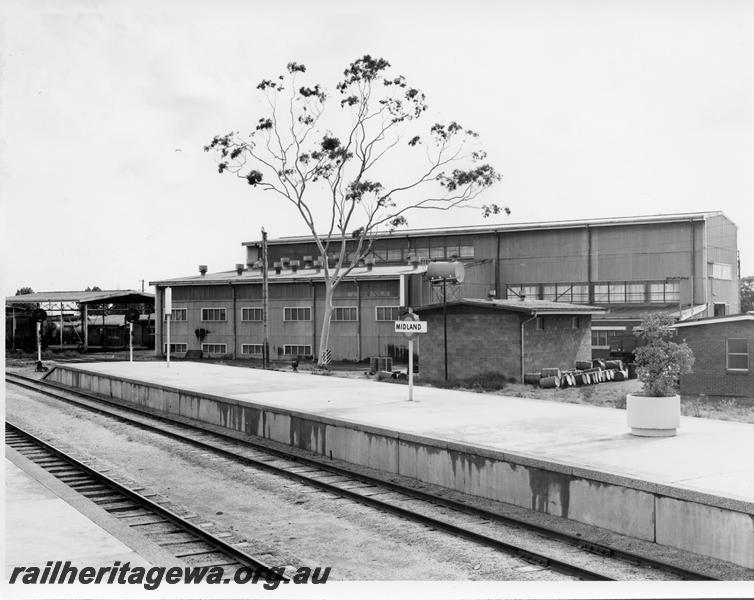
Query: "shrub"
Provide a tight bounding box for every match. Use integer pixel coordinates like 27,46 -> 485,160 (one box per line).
634,313 -> 694,397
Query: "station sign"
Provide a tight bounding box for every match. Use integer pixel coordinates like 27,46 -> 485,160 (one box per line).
394,320 -> 427,334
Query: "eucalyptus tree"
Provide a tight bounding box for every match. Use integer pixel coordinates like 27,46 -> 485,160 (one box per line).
206,55 -> 506,366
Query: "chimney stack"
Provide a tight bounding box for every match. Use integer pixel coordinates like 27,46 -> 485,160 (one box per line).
290,259 -> 300,272
520,293 -> 526,302
365,257 -> 375,271
303,255 -> 313,268
314,258 -> 322,273
235,264 -> 244,276
273,261 -> 282,275
408,255 -> 419,270
280,257 -> 290,268
199,265 -> 208,276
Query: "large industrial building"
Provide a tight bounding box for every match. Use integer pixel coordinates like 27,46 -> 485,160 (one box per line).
150,211 -> 739,366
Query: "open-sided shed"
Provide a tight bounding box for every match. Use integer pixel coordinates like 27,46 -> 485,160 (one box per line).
6,290 -> 154,351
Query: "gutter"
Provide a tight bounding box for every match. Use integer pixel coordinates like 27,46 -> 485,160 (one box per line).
520,313 -> 538,383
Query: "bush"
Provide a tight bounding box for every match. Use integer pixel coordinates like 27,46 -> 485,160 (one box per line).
634,313 -> 694,397
426,371 -> 509,392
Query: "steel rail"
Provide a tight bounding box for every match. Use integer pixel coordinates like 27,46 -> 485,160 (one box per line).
5,419 -> 285,581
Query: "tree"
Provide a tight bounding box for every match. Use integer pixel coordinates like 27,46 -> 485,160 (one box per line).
634,313 -> 695,397
84,286 -> 102,292
741,276 -> 754,313
205,55 -> 506,366
15,287 -> 34,295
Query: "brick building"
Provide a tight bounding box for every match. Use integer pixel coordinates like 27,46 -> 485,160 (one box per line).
673,314 -> 754,399
150,211 -> 738,363
414,299 -> 606,381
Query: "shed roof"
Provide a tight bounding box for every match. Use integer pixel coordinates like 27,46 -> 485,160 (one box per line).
150,263 -> 427,286
596,303 -> 708,322
672,313 -> 754,328
414,298 -> 607,316
242,211 -> 724,246
6,290 -> 154,305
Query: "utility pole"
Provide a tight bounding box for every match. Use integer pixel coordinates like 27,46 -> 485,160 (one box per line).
262,227 -> 270,369
139,279 -> 145,293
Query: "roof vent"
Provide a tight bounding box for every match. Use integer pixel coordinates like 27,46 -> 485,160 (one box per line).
235,264 -> 244,276
365,257 -> 375,271
273,261 -> 282,275
303,255 -> 313,268
520,293 -> 526,302
314,258 -> 322,273
280,256 -> 290,267
408,255 -> 420,270
199,265 -> 208,276
290,259 -> 300,272
487,290 -> 496,300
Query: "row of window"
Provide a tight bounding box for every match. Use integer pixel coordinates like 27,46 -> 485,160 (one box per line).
163,343 -> 313,356
323,243 -> 475,265
506,281 -> 681,304
165,306 -> 403,322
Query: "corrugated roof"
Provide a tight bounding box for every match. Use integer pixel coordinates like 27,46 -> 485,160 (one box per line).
242,211 -> 723,246
150,264 -> 428,286
595,304 -> 708,322
673,313 -> 754,328
415,298 -> 607,315
6,290 -> 154,305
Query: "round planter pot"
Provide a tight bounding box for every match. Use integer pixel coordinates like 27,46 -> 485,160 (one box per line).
626,394 -> 680,437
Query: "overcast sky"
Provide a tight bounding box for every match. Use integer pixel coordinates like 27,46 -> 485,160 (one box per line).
2,0 -> 753,297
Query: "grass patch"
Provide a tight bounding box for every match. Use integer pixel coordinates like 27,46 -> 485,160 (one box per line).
422,371 -> 513,392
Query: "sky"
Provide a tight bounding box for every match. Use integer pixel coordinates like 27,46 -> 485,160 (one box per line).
1,0 -> 753,297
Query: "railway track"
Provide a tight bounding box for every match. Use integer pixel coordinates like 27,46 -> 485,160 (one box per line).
6,371 -> 718,581
5,420 -> 285,582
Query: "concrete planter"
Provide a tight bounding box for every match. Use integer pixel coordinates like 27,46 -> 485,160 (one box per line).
626,394 -> 680,437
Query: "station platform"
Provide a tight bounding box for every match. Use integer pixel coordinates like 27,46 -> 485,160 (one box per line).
46,361 -> 754,570
5,450 -> 179,583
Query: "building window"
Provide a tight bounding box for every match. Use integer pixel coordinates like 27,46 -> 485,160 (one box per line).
387,248 -> 403,262
649,281 -> 679,303
608,283 -> 626,304
571,284 -> 589,303
591,329 -> 623,348
332,307 -> 358,321
535,317 -> 545,330
594,284 -> 609,303
727,339 -> 749,371
429,246 -> 445,260
163,343 -> 187,353
164,308 -> 187,321
714,303 -> 728,317
201,343 -> 227,355
284,344 -> 311,356
241,343 -> 263,355
626,283 -> 645,303
201,308 -> 226,321
242,307 -> 264,321
507,285 -> 540,300
571,316 -> 580,329
376,306 -> 402,321
712,263 -> 732,280
542,285 -> 557,301
458,244 -> 474,259
284,307 -> 311,321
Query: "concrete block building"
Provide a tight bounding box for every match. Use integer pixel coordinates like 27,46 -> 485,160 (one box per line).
415,299 -> 605,381
150,211 -> 739,364
674,314 -> 754,399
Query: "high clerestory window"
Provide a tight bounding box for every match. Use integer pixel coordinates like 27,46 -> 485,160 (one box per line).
201,308 -> 226,321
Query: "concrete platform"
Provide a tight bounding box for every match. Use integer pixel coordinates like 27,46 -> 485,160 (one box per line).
47,361 -> 754,570
5,448 -> 181,582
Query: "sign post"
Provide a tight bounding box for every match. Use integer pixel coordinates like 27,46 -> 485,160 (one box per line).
395,310 -> 428,401
125,308 -> 140,364
32,308 -> 48,372
164,287 -> 172,368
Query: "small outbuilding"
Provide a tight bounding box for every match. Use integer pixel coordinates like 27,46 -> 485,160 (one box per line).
673,313 -> 754,399
414,298 -> 607,382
